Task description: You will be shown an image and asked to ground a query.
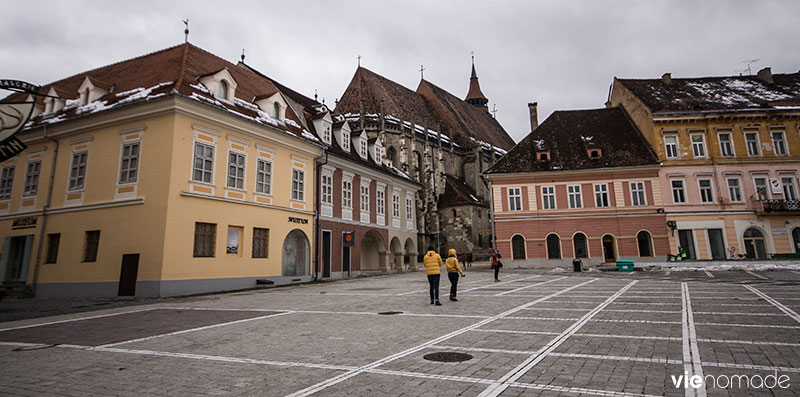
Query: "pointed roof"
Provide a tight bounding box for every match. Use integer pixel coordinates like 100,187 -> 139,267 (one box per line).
465,61 -> 487,103
3,43 -> 316,143
336,66 -> 515,150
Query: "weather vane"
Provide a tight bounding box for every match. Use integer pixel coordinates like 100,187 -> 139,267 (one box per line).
420,65 -> 425,79
183,19 -> 189,43
491,104 -> 498,119
357,55 -> 361,67
241,49 -> 246,63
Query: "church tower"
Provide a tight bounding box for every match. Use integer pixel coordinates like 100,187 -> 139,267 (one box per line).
465,56 -> 489,110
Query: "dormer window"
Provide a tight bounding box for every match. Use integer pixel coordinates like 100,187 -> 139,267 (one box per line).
588,149 -> 602,159
360,138 -> 367,158
81,88 -> 90,105
218,80 -> 229,100
273,102 -> 281,119
342,135 -> 350,151
322,126 -> 331,144
537,151 -> 550,162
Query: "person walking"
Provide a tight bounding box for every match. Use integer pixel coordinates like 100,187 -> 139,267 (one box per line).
491,249 -> 502,282
446,249 -> 465,301
423,246 -> 443,305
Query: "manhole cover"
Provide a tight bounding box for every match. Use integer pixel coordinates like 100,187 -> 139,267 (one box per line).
423,352 -> 473,362
378,311 -> 403,315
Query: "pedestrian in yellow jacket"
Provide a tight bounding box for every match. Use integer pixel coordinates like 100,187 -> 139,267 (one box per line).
445,248 -> 465,301
423,247 -> 443,305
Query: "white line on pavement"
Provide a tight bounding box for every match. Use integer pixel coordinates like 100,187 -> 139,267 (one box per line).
743,285 -> 800,324
697,338 -> 800,347
285,278 -> 599,397
704,270 -> 714,278
745,270 -> 769,280
477,280 -> 638,397
0,307 -> 158,332
702,361 -> 800,374
681,282 -> 706,397
694,322 -> 800,329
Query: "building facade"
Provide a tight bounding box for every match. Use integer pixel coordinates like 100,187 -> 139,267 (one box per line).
609,68 -> 800,259
335,63 -> 515,259
486,108 -> 669,267
0,43 -> 323,297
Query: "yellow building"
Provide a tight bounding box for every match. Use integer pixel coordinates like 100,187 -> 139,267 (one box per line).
0,43 -> 323,296
610,68 -> 800,259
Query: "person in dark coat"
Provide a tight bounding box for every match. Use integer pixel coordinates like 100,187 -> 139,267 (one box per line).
491,249 -> 502,282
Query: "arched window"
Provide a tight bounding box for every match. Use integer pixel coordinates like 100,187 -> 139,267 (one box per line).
512,235 -> 526,260
414,151 -> 422,181
573,233 -> 588,258
546,234 -> 561,259
637,231 -> 653,257
743,228 -> 766,259
387,146 -> 397,166
273,102 -> 281,119
218,80 -> 229,100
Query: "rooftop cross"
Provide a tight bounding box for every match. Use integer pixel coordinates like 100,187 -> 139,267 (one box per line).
420,65 -> 425,79
357,55 -> 361,67
183,19 -> 189,43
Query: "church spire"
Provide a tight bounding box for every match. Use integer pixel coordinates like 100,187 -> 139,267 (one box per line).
465,53 -> 489,110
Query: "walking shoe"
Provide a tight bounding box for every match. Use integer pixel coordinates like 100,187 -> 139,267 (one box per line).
434,300 -> 442,306
494,279 -> 500,282
430,299 -> 434,305
450,297 -> 458,302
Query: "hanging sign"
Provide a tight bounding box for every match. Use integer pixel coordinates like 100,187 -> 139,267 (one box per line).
0,80 -> 40,162
770,178 -> 783,195
343,231 -> 355,247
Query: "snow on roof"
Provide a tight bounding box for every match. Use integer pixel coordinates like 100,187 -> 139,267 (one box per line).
533,139 -> 546,151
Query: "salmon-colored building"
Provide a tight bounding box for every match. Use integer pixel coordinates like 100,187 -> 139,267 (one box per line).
485,108 -> 669,267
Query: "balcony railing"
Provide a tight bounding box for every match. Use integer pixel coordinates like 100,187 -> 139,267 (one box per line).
759,199 -> 800,213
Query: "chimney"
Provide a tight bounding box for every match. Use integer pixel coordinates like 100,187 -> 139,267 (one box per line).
662,73 -> 672,85
528,102 -> 538,132
757,67 -> 774,84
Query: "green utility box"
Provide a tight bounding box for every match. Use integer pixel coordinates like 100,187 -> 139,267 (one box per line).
616,260 -> 634,272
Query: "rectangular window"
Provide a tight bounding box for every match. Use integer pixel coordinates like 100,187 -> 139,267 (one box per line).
772,131 -> 787,156
727,178 -> 742,202
541,186 -> 555,210
292,169 -> 304,201
23,161 -> 41,196
83,230 -> 100,262
718,133 -> 734,157
699,179 -> 714,203
227,152 -> 246,189
0,165 -> 15,200
781,177 -> 797,200
406,196 -> 413,219
691,134 -> 706,158
119,142 -> 140,184
322,126 -> 331,144
664,135 -> 679,159
360,139 -> 367,158
376,189 -> 385,215
630,182 -> 646,206
45,233 -> 60,264
594,184 -> 609,207
256,159 -> 272,194
193,222 -> 216,257
252,227 -> 269,258
392,192 -> 400,218
68,152 -> 87,191
754,177 -> 769,200
193,142 -> 214,183
508,187 -> 522,211
360,184 -> 370,211
568,185 -> 582,209
226,226 -> 241,254
342,180 -> 352,208
671,180 -> 686,203
321,174 -> 333,205
745,132 -> 760,156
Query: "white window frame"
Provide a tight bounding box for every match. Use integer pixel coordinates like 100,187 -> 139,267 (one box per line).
322,125 -> 331,145
594,183 -> 609,207
392,190 -> 400,218
23,160 -> 41,197
118,142 -> 140,185
342,178 -> 353,209
342,134 -> 350,151
745,131 -> 760,156
292,168 -> 305,201
376,187 -> 385,216
360,183 -> 370,212
781,176 -> 797,200
193,142 -> 215,184
226,151 -> 246,190
691,133 -> 706,158
664,135 -> 679,159
698,179 -> 714,203
727,178 -> 743,203
321,172 -> 333,205
406,195 -> 413,220
68,151 -> 88,192
671,179 -> 686,204
754,177 -> 769,200
771,130 -> 788,156
630,181 -> 646,206
541,186 -> 555,210
360,138 -> 367,159
568,185 -> 582,209
0,164 -> 15,200
256,159 -> 272,195
718,131 -> 734,157
508,187 -> 522,211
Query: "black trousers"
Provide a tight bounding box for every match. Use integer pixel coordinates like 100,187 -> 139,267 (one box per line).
493,265 -> 500,280
427,274 -> 440,301
448,272 -> 459,297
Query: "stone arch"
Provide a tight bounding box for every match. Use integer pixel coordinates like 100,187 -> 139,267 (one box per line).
404,237 -> 417,267
390,237 -> 403,271
546,233 -> 562,259
602,234 -> 617,262
282,229 -> 310,276
511,234 -> 526,260
360,230 -> 387,272
743,227 -> 767,259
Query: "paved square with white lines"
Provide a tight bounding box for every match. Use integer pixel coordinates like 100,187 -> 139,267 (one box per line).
1,269 -> 799,396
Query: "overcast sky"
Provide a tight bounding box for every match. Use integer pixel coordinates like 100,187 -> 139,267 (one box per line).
2,0 -> 798,143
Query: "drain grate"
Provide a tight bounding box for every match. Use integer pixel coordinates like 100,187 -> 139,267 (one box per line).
378,311 -> 403,315
423,352 -> 473,362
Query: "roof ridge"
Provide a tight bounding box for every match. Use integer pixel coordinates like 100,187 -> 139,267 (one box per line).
175,42 -> 191,89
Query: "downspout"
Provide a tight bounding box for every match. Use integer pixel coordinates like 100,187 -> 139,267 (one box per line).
313,146 -> 328,280
30,125 -> 58,295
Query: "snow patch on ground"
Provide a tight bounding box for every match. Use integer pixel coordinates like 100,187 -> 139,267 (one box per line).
665,262 -> 800,272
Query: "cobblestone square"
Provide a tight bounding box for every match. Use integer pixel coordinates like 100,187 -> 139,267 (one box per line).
2,269 -> 799,396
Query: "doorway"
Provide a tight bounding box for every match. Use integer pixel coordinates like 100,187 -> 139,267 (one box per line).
792,227 -> 800,253
743,228 -> 767,259
678,230 -> 696,260
118,254 -> 139,296
602,235 -> 616,262
1,235 -> 34,282
708,229 -> 726,260
322,230 -> 331,278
